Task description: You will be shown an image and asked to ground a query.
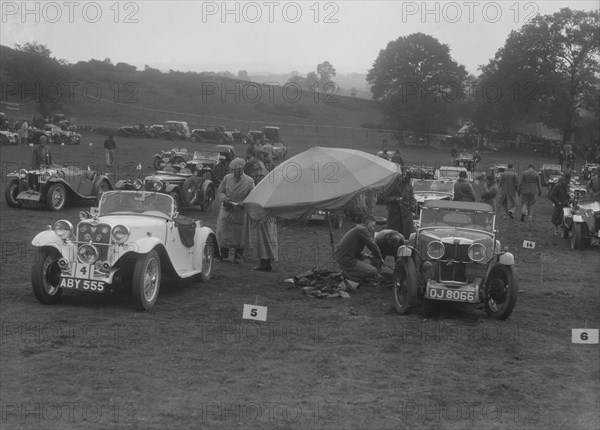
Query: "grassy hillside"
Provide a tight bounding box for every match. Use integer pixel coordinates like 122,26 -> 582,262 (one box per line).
0,45 -> 384,133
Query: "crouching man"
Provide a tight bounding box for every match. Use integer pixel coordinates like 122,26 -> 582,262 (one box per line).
334,215 -> 384,283
374,229 -> 405,261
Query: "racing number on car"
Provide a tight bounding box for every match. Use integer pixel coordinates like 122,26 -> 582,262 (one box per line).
75,263 -> 91,279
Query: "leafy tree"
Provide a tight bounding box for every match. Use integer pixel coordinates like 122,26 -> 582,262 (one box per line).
477,8 -> 600,144
317,61 -> 336,91
306,71 -> 319,90
4,42 -> 70,116
237,70 -> 249,80
367,33 -> 468,136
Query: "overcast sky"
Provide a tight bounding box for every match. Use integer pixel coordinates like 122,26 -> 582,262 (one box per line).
1,1 -> 597,76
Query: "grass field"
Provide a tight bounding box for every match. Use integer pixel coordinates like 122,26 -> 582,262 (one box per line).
1,132 -> 598,430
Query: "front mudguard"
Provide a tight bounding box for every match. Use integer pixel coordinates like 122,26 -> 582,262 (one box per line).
496,252 -> 515,266
31,230 -> 74,260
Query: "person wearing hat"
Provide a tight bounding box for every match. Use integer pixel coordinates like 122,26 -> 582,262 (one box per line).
216,158 -> 254,263
334,215 -> 384,283
453,171 -> 476,202
548,174 -> 572,235
518,163 -> 542,222
481,174 -> 499,211
498,163 -> 519,219
31,135 -> 52,169
19,119 -> 29,145
379,172 -> 415,239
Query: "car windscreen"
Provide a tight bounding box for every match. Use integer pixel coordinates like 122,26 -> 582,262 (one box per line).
99,191 -> 173,218
193,151 -> 220,161
420,207 -> 494,232
412,180 -> 454,193
437,169 -> 461,178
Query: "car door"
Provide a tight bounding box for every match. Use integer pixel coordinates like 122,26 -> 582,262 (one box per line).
78,172 -> 94,196
164,218 -> 194,273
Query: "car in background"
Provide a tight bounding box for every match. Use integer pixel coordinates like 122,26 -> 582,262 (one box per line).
434,166 -> 473,182
159,121 -> 190,140
5,164 -> 112,211
580,163 -> 599,181
44,124 -> 81,145
249,131 -> 265,145
406,164 -> 437,180
411,179 -> 454,218
149,124 -> 165,137
0,130 -> 19,145
229,129 -> 253,145
539,164 -> 563,194
263,126 -> 283,143
118,124 -> 153,138
488,163 -> 508,181
393,200 -> 517,320
30,190 -> 218,311
190,126 -> 234,144
116,164 -> 216,212
561,197 -> 600,250
185,145 -> 235,185
152,147 -> 193,171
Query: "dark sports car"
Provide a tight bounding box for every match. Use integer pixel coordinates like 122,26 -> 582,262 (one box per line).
5,165 -> 112,211
190,126 -> 234,144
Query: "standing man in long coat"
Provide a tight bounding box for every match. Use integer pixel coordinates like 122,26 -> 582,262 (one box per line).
217,158 -> 254,263
379,172 -> 415,239
518,163 -> 542,222
498,163 -> 519,219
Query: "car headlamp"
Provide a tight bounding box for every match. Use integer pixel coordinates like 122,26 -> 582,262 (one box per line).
78,244 -> 99,264
133,178 -> 143,190
112,225 -> 130,244
53,220 -> 73,239
152,180 -> 163,191
468,243 -> 486,262
426,241 -> 445,259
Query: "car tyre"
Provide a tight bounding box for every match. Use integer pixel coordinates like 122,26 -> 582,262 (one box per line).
132,250 -> 161,311
95,180 -> 110,205
190,134 -> 199,142
484,263 -> 518,320
31,247 -> 63,304
5,180 -> 22,208
198,238 -> 215,282
181,177 -> 199,207
46,183 -> 67,211
200,183 -> 214,212
393,257 -> 418,315
571,223 -> 585,250
153,157 -> 162,171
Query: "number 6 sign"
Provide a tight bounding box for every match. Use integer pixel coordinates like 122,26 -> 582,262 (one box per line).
243,304 -> 267,321
572,329 -> 599,344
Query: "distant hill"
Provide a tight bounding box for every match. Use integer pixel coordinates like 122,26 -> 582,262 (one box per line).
0,45 -> 383,130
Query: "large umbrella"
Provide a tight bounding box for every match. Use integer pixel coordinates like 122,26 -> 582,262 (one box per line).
244,147 -> 401,254
244,146 -> 400,221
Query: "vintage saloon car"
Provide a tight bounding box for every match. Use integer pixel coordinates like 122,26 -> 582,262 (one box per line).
159,121 -> 190,140
190,126 -> 234,144
411,179 -> 454,218
580,163 -> 599,181
118,124 -> 154,138
434,165 -> 473,182
5,165 -> 112,211
116,164 -> 215,211
561,197 -> 600,249
30,191 -> 218,311
393,200 -> 518,320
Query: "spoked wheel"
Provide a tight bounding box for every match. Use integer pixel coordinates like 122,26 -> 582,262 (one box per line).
46,183 -> 67,211
5,180 -> 22,208
200,185 -> 214,212
484,264 -> 518,320
393,257 -> 418,315
199,239 -> 214,282
571,224 -> 585,250
181,177 -> 199,207
132,250 -> 161,311
31,248 -> 63,304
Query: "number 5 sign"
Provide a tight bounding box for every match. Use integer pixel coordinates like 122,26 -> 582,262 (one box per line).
572,329 -> 599,344
243,304 -> 267,322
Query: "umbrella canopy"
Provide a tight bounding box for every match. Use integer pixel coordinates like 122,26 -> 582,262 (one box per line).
244,146 -> 400,221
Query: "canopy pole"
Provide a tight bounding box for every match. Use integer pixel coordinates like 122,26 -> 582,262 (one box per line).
327,213 -> 335,258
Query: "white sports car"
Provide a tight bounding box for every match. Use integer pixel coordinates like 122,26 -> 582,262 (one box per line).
31,190 -> 219,311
